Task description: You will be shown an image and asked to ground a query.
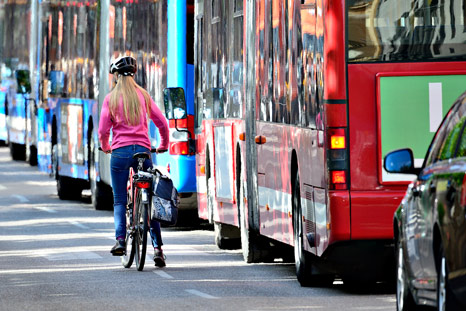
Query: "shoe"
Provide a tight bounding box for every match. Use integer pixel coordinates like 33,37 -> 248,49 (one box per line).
153,248 -> 166,267
110,239 -> 126,256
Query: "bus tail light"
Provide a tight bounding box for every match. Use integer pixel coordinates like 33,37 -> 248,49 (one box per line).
168,116 -> 195,155
170,141 -> 189,155
328,128 -> 348,190
331,171 -> 347,190
330,134 -> 345,149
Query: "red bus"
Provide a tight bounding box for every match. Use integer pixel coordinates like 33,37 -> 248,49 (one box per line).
194,0 -> 466,285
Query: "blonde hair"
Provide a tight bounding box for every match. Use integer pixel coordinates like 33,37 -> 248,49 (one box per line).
109,75 -> 151,126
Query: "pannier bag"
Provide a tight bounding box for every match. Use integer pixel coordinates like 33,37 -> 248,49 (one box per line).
151,170 -> 180,226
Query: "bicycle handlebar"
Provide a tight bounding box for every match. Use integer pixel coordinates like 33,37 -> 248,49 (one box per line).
98,147 -> 168,154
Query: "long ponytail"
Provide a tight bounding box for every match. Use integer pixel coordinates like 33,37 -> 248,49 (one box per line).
108,75 -> 151,126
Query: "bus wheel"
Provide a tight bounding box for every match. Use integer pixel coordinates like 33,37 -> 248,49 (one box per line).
238,165 -> 270,263
10,142 -> 25,161
27,144 -> 37,166
293,173 -> 312,286
57,175 -> 82,200
214,222 -> 240,249
292,173 -> 332,287
55,145 -> 82,200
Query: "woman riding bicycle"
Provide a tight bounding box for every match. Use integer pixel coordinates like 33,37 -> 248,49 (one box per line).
98,55 -> 169,267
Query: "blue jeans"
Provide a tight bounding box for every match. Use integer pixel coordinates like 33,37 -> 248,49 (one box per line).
110,144 -> 163,248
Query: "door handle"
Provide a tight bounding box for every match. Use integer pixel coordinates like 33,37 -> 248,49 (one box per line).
255,135 -> 266,145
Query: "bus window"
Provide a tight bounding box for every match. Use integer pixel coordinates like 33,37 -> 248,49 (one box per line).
348,0 -> 466,62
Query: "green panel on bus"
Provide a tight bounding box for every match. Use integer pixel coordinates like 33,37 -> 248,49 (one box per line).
379,75 -> 466,165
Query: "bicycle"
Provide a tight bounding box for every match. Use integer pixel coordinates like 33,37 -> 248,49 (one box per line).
121,148 -> 167,271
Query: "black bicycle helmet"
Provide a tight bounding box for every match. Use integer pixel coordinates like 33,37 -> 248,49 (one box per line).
109,56 -> 137,76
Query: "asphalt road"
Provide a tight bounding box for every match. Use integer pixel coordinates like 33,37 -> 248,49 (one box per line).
0,147 -> 397,311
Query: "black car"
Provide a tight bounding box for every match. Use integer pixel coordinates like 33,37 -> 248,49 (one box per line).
385,91 -> 466,311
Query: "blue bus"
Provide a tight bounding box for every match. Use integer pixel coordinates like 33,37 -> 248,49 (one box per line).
33,0 -> 197,212
0,0 -> 40,164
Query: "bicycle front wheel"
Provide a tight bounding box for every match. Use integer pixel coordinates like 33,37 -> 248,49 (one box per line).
134,190 -> 149,271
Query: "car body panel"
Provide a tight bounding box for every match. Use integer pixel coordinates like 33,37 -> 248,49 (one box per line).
392,91 -> 466,308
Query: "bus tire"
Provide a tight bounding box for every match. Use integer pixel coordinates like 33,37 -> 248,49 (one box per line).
10,142 -> 25,161
292,172 -> 333,287
57,175 -> 82,200
27,144 -> 37,166
214,222 -> 240,249
237,158 -> 270,263
292,174 -> 312,286
91,180 -> 113,210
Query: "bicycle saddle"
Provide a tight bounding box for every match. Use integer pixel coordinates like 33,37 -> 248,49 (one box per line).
133,152 -> 150,160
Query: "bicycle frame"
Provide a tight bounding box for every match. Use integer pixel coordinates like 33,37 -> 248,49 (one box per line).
124,155 -> 155,271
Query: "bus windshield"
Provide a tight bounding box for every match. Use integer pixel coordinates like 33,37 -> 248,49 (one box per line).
348,0 -> 466,62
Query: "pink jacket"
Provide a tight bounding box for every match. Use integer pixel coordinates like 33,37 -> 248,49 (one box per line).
98,90 -> 169,151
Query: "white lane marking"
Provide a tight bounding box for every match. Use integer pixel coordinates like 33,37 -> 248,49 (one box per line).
69,221 -> 90,230
33,206 -> 56,213
429,82 -> 443,132
185,289 -> 218,299
0,185 -> 6,190
12,195 -> 29,203
42,251 -> 102,261
154,270 -> 174,279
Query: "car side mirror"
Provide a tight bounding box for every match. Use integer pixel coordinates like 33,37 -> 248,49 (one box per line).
163,87 -> 187,120
384,148 -> 417,174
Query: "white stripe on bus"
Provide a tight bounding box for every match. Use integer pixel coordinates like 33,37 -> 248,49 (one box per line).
429,82 -> 443,133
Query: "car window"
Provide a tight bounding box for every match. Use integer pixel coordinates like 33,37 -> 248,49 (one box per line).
454,101 -> 466,158
456,121 -> 466,158
424,103 -> 461,166
439,116 -> 466,160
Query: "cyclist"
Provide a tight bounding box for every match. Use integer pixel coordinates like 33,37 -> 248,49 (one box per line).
98,55 -> 169,267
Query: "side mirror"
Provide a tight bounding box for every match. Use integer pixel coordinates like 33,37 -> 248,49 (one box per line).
163,87 -> 187,120
15,70 -> 31,94
384,148 -> 417,174
49,70 -> 65,95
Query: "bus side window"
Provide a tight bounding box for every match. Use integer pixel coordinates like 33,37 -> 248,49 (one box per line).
49,70 -> 65,96
205,88 -> 224,120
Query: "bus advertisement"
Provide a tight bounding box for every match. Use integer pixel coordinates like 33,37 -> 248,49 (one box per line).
193,0 -> 466,285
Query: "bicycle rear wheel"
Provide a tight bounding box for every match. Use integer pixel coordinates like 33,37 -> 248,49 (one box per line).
134,189 -> 149,271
